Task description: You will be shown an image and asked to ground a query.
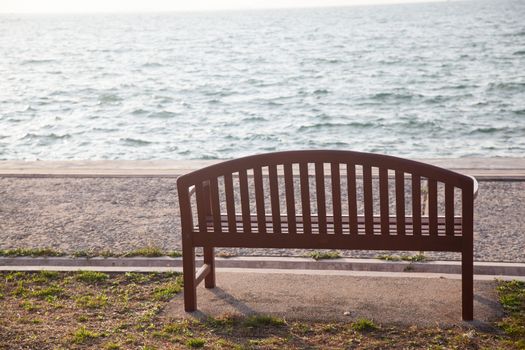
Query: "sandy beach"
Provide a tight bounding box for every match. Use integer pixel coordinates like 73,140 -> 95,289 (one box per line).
0,159 -> 524,263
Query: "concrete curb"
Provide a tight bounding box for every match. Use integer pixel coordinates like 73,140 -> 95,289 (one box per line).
1,158 -> 525,180
1,256 -> 524,276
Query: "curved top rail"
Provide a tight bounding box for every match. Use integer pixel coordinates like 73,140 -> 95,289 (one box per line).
177,150 -> 475,191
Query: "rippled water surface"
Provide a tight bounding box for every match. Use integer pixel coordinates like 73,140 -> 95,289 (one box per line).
1,0 -> 524,160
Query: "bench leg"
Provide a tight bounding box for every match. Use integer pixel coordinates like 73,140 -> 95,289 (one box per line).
204,246 -> 216,288
183,242 -> 197,312
462,250 -> 474,321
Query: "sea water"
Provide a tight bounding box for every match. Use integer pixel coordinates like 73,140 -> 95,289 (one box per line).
0,0 -> 524,160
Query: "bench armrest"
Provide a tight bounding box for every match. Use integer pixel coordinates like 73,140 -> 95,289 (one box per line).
468,175 -> 479,199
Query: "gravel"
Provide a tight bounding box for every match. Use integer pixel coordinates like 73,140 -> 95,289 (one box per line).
0,177 -> 523,262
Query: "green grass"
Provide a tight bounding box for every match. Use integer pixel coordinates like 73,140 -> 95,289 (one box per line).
243,315 -> 285,328
0,248 -> 65,257
103,342 -> 121,350
153,281 -> 182,301
498,280 -> 525,313
351,318 -> 378,332
31,285 -> 64,300
166,251 -> 182,258
75,271 -> 109,284
72,326 -> 102,344
308,251 -> 341,260
1,271 -> 523,350
376,254 -> 402,261
377,253 -> 426,262
75,294 -> 108,309
31,270 -> 60,283
159,321 -> 192,336
1,247 -> 183,259
124,272 -> 154,284
72,250 -> 96,258
186,338 -> 206,348
497,280 -> 525,340
401,253 -> 426,262
20,300 -> 39,311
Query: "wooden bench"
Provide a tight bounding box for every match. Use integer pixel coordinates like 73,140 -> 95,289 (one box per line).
177,150 -> 478,320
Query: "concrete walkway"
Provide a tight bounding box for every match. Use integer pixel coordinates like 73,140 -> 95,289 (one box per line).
165,270 -> 503,326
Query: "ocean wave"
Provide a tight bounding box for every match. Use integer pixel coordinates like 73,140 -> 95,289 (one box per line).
148,111 -> 179,119
297,121 -> 375,131
22,105 -> 36,112
469,127 -> 500,134
487,82 -> 525,92
312,58 -> 343,64
131,109 -> 149,116
141,62 -> 163,68
241,116 -> 267,122
92,127 -> 118,132
120,138 -> 152,146
266,100 -> 284,106
468,126 -> 525,135
202,90 -> 234,97
369,92 -> 423,101
98,93 -> 123,103
20,59 -> 56,65
154,95 -> 174,103
21,133 -> 72,146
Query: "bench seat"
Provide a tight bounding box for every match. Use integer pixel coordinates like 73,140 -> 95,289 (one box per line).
196,214 -> 463,236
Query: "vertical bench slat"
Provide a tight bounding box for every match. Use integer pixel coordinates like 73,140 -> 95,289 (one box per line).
412,174 -> 422,235
363,165 -> 374,235
300,163 -> 312,234
428,179 -> 438,235
395,171 -> 406,235
315,162 -> 327,234
195,182 -> 207,233
445,184 -> 455,236
253,167 -> 267,234
379,168 -> 389,235
331,163 -> 342,234
269,164 -> 281,233
347,163 -> 358,235
284,163 -> 297,234
209,177 -> 222,233
224,173 -> 237,233
239,169 -> 252,234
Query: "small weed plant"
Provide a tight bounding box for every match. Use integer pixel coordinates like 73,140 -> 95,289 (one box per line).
186,338 -> 206,348
72,326 -> 101,344
351,318 -> 378,332
308,251 -> 341,260
75,271 -> 109,284
243,315 -> 285,328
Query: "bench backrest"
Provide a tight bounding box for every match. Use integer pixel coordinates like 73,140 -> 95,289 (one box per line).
177,150 -> 475,252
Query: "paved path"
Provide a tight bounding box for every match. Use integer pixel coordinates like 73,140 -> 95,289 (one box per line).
165,271 -> 503,326
0,175 -> 523,262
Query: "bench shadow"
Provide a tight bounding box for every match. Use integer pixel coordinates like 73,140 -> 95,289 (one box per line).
465,293 -> 504,331
184,287 -> 257,321
208,287 -> 257,315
